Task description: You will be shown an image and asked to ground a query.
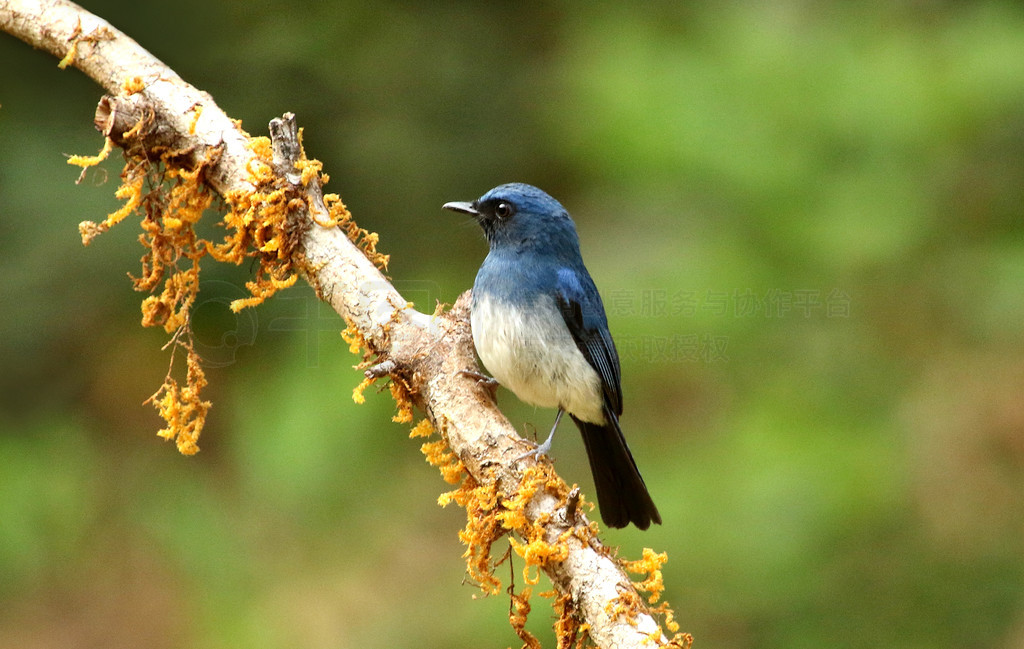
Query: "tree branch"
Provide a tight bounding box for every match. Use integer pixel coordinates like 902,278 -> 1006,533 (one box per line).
1,1 -> 686,647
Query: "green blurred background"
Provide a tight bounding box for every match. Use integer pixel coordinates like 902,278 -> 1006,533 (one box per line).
2,2 -> 1024,647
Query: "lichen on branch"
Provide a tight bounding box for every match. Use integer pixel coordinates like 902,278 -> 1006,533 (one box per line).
386,387 -> 599,645
70,102 -> 380,455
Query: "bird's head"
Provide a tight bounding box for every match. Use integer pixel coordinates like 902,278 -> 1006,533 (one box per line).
443,183 -> 581,258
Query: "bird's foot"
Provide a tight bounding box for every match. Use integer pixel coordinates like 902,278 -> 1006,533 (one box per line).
514,409 -> 563,463
515,432 -> 554,463
458,369 -> 500,401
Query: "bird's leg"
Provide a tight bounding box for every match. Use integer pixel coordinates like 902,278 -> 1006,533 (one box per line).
535,408 -> 564,456
516,408 -> 564,462
458,368 -> 500,401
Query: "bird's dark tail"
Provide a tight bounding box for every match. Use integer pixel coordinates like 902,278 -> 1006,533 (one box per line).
571,409 -> 661,530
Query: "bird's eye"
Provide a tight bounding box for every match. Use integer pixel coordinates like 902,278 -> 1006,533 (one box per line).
494,202 -> 514,219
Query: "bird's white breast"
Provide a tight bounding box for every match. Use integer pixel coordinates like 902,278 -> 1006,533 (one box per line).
471,292 -> 605,424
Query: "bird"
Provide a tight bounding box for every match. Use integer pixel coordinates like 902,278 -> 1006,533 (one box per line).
443,183 -> 661,530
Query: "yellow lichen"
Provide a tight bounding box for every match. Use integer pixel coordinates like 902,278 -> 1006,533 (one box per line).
510,532 -> 571,586
57,19 -> 82,69
67,136 -> 114,170
322,191 -> 388,269
651,602 -> 682,635
623,548 -> 668,605
412,416 -> 465,488
421,439 -> 455,470
295,157 -> 323,188
145,343 -> 209,455
509,586 -> 541,649
606,548 -> 693,647
351,376 -> 374,405
340,323 -> 366,356
229,273 -> 298,313
408,418 -> 434,439
358,353 -> 685,645
607,587 -> 644,628
437,459 -> 579,637
58,40 -> 78,69
122,76 -> 146,94
667,629 -> 695,649
188,103 -> 203,135
438,457 -> 466,486
71,103 -> 365,454
77,151 -> 143,245
454,479 -> 505,596
58,20 -> 114,70
389,381 -> 415,424
552,592 -> 587,649
120,111 -> 150,142
498,466 -> 574,591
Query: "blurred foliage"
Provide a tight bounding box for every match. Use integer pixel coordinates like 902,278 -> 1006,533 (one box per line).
2,1 -> 1024,648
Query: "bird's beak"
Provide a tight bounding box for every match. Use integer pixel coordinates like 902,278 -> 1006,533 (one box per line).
442,201 -> 479,216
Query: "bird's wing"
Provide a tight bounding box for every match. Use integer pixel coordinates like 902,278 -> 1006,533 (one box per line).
554,266 -> 623,415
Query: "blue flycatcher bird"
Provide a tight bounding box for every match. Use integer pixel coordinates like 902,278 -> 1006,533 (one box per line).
443,183 -> 661,530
